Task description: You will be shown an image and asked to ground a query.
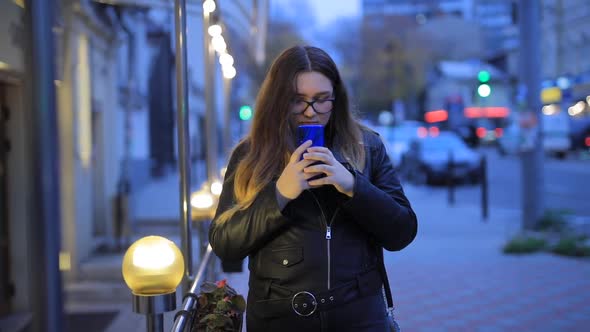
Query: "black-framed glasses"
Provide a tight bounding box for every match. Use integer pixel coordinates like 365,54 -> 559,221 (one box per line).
291,97 -> 336,115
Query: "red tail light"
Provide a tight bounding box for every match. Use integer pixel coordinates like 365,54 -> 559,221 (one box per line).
429,126 -> 440,137
494,127 -> 504,138
585,136 -> 590,147
476,127 -> 487,138
417,126 -> 428,138
424,110 -> 448,123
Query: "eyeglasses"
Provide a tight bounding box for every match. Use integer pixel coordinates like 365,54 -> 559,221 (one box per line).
291,97 -> 335,115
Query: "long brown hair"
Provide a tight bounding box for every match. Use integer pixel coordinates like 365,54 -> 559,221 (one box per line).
217,46 -> 365,223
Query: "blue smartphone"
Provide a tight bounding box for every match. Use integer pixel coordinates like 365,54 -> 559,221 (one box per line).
297,124 -> 325,147
297,124 -> 326,181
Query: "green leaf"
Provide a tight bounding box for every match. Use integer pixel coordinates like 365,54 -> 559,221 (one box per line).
208,315 -> 232,328
200,313 -> 218,323
503,235 -> 546,254
198,294 -> 208,307
213,287 -> 226,298
195,280 -> 244,332
232,295 -> 246,312
216,300 -> 231,312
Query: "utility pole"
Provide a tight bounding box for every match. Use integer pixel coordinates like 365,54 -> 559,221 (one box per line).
518,0 -> 544,230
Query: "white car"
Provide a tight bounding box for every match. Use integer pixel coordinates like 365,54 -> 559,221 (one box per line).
541,109 -> 570,158
497,110 -> 571,159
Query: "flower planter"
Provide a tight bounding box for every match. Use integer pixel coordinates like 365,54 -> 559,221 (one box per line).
190,279 -> 245,332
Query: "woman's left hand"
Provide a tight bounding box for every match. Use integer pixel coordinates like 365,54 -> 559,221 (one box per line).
302,147 -> 355,197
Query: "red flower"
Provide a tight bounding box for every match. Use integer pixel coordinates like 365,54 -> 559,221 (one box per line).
216,279 -> 227,288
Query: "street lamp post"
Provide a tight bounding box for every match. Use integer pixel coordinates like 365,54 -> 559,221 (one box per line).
219,50 -> 236,157
203,1 -> 218,184
222,77 -> 231,155
201,0 -> 220,284
222,73 -> 234,156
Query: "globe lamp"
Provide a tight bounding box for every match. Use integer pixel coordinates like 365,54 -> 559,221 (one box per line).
122,236 -> 184,330
122,235 -> 184,296
190,181 -> 219,220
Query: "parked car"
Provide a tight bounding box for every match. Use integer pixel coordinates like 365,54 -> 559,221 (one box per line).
362,120 -> 425,167
497,111 -> 573,159
496,122 -> 521,155
570,113 -> 590,151
541,108 -> 571,158
400,131 -> 482,185
387,121 -> 425,167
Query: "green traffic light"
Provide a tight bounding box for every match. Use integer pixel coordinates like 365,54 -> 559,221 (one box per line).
478,70 -> 490,83
239,105 -> 252,121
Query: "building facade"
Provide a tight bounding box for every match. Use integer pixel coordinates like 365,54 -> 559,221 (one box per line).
1,1 -> 28,321
542,0 -> 590,80
0,0 -> 267,329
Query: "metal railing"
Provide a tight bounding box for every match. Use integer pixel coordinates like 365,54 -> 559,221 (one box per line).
172,0 -> 219,330
170,243 -> 214,332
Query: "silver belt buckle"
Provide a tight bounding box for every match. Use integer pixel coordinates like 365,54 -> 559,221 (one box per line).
291,291 -> 317,316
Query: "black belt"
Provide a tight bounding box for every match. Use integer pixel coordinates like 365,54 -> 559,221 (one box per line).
252,268 -> 383,318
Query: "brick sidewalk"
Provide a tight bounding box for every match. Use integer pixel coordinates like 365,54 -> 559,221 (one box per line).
102,180 -> 590,332
387,188 -> 590,332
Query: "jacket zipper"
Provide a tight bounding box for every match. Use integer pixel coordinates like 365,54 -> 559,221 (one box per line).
308,190 -> 341,290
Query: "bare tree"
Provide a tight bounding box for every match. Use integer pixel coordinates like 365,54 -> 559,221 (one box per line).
413,15 -> 485,61
326,13 -> 486,120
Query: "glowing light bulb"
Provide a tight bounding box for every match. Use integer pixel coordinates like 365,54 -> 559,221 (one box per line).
122,236 -> 184,295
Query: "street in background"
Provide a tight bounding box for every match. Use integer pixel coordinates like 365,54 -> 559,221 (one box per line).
400,131 -> 482,185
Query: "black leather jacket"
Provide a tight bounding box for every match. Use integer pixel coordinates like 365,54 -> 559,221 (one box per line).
209,130 -> 417,308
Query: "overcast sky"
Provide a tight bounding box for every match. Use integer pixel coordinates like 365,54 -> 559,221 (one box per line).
272,0 -> 361,28
307,0 -> 360,27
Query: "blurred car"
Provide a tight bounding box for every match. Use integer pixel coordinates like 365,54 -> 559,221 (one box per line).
497,111 -> 572,159
541,108 -> 570,158
362,120 -> 425,167
570,115 -> 590,150
496,122 -> 521,155
473,118 -> 505,145
387,121 -> 425,166
400,131 -> 482,185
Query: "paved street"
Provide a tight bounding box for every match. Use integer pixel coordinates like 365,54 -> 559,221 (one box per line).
90,169 -> 590,332
423,147 -> 590,218
389,186 -> 590,332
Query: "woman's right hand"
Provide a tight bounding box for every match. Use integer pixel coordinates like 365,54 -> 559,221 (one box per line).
276,140 -> 318,200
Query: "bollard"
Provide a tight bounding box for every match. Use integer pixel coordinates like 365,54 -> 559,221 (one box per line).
481,155 -> 488,221
447,150 -> 455,205
113,179 -> 131,251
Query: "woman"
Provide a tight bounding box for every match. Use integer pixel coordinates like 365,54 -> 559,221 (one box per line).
209,45 -> 417,332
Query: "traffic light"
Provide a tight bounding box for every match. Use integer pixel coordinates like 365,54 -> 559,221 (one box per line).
239,105 -> 252,121
477,70 -> 491,98
478,70 -> 490,83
